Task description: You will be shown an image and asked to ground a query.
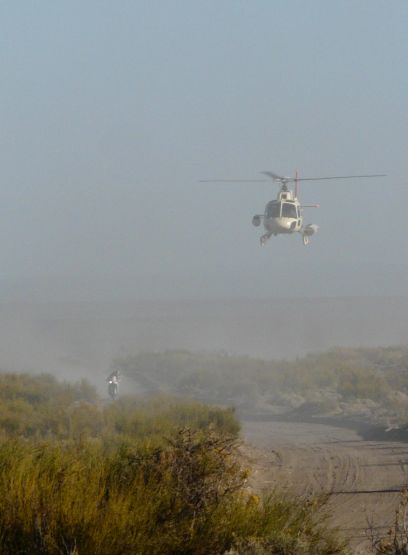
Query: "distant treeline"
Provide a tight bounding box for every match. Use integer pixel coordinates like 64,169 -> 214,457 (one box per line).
0,373 -> 346,554
117,346 -> 408,424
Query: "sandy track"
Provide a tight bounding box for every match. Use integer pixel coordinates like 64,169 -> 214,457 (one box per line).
242,419 -> 408,553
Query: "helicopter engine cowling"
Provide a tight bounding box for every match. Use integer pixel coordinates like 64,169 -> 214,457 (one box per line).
303,224 -> 319,236
252,215 -> 261,227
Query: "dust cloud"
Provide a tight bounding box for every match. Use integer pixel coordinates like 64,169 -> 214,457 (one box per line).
1,296 -> 406,387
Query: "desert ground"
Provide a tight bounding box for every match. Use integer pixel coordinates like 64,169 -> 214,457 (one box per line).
243,418 -> 408,553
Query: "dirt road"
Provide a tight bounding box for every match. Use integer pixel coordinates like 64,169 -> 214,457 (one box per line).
242,418 -> 408,553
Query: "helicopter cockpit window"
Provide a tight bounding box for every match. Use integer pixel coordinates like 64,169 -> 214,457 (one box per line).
266,202 -> 281,218
282,203 -> 297,218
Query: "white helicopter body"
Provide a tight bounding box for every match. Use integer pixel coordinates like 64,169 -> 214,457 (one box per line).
251,173 -> 320,245
252,188 -> 318,245
200,170 -> 385,246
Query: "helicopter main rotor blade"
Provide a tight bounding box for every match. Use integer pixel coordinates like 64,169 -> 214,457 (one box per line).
199,173 -> 386,184
199,179 -> 267,182
295,174 -> 386,182
261,171 -> 290,181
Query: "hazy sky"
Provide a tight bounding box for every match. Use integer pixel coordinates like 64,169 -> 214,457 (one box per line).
1,1 -> 407,300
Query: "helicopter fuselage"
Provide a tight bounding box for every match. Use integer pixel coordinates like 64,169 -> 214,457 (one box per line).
263,191 -> 302,235
202,168 -> 384,247
252,189 -> 318,245
263,213 -> 302,235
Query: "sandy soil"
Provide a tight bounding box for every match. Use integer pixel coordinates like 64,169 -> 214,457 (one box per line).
242,418 -> 408,554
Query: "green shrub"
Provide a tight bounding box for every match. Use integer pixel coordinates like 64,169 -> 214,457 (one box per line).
103,395 -> 240,439
0,430 -> 346,555
0,372 -> 347,553
336,367 -> 390,401
0,373 -> 239,441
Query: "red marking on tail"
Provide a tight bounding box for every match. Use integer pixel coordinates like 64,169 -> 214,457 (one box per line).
295,170 -> 299,198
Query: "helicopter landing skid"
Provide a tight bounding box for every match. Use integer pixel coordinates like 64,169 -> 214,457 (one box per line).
260,233 -> 272,246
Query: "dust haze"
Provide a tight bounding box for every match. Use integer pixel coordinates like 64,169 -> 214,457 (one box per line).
1,2 -> 407,392
2,5 -> 408,551
1,296 -> 407,388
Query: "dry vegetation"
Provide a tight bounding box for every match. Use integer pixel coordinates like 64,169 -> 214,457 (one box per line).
118,346 -> 408,427
368,492 -> 408,554
0,372 -> 347,554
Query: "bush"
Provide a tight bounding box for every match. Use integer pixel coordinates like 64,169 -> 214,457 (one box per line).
103,396 -> 240,440
368,491 -> 408,554
0,373 -> 97,439
0,372 -> 347,554
0,373 -> 239,441
117,347 -> 408,421
0,430 -> 347,555
336,367 -> 390,401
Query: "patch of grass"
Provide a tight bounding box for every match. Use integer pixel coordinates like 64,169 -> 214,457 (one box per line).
0,373 -> 239,441
368,491 -> 408,554
0,430 -> 347,554
0,372 -> 348,553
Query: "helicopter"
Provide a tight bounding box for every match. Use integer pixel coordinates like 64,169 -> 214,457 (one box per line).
201,171 -> 386,246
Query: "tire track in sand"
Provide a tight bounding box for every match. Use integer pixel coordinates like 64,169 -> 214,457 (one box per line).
242,419 -> 408,554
